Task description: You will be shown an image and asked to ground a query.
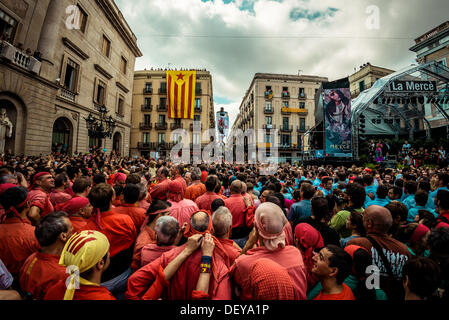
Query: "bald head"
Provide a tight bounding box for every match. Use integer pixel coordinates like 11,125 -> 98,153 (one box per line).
363,205 -> 393,234
190,211 -> 210,232
230,180 -> 243,194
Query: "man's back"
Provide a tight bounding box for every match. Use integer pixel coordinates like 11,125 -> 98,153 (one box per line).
0,218 -> 40,274
347,233 -> 410,279
288,199 -> 312,228
195,192 -> 221,212
19,252 -> 66,300
224,194 -> 246,229
230,246 -> 307,300
112,204 -> 146,230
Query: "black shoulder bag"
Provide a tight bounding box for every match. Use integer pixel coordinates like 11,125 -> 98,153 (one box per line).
366,236 -> 405,301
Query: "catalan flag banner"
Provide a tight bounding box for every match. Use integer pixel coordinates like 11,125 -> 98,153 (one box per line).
167,70 -> 196,119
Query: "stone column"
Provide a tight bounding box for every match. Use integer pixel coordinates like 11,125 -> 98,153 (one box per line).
37,0 -> 65,80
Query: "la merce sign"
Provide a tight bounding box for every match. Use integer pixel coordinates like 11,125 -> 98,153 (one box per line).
389,80 -> 437,93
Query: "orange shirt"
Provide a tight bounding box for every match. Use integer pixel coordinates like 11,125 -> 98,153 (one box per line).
131,226 -> 156,271
0,217 -> 40,275
313,283 -> 356,300
44,280 -> 116,300
184,183 -> 206,202
82,211 -> 137,258
69,216 -> 88,234
19,252 -> 66,300
112,204 -> 146,230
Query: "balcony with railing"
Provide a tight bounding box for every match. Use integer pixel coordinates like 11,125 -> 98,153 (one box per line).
298,92 -> 307,99
264,108 -> 274,114
297,125 -> 309,133
59,87 -> 77,103
262,124 -> 276,130
139,123 -> 153,130
137,142 -> 151,149
157,104 -> 168,112
264,91 -> 273,99
158,88 -> 167,94
282,91 -> 290,98
194,105 -> 202,113
195,88 -> 202,95
0,40 -> 42,74
170,123 -> 184,130
143,87 -> 153,94
155,122 -> 168,130
280,125 -> 293,132
141,105 -> 153,112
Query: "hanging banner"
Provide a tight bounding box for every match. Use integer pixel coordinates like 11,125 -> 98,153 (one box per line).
167,70 -> 196,119
324,88 -> 352,157
216,111 -> 229,137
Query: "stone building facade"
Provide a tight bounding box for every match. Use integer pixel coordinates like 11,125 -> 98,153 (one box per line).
0,0 -> 141,156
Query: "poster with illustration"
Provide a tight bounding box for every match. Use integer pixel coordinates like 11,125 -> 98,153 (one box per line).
323,88 -> 352,157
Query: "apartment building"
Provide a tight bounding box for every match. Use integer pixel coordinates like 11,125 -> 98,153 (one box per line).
231,73 -> 328,163
349,63 -> 395,99
130,69 -> 215,158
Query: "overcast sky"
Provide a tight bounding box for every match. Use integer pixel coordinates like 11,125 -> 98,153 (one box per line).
115,0 -> 449,128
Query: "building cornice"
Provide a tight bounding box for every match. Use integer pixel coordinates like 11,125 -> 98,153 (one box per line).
62,37 -> 90,60
410,27 -> 449,52
94,64 -> 113,80
95,0 -> 143,57
116,81 -> 129,93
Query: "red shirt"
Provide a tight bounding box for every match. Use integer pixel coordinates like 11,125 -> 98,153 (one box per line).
138,200 -> 150,212
436,211 -> 449,229
201,171 -> 208,183
29,188 -> 54,218
0,217 -> 40,274
195,192 -> 221,212
173,176 -> 187,195
230,246 -> 308,300
126,245 -> 231,300
131,226 -> 156,271
168,199 -> 199,227
150,178 -> 170,200
44,280 -> 116,300
217,238 -> 241,266
50,190 -> 72,208
140,243 -> 176,267
313,283 -> 356,300
19,252 -> 66,300
112,204 -> 147,230
82,211 -> 137,258
224,194 -> 246,229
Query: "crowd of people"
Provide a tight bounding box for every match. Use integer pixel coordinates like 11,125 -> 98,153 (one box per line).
368,139 -> 448,167
0,151 -> 448,301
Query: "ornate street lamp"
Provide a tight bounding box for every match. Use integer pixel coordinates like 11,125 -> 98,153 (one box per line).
84,105 -> 116,148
